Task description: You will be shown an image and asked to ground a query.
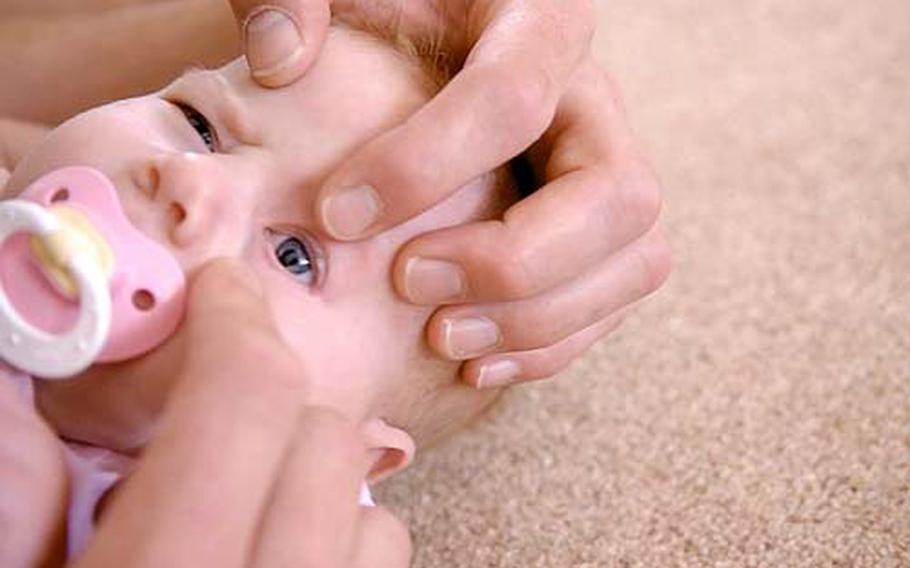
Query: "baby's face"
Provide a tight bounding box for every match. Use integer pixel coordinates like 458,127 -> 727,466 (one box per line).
6,28 -> 503,452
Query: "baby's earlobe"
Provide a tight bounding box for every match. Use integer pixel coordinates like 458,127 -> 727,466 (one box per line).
362,419 -> 415,483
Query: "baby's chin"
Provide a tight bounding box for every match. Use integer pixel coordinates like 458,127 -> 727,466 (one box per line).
33,330 -> 186,454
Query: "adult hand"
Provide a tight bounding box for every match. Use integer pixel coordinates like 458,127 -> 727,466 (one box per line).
0,376 -> 67,568
227,0 -> 671,388
73,259 -> 411,568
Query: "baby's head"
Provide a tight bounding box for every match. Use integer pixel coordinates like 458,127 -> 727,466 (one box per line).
3,22 -> 514,479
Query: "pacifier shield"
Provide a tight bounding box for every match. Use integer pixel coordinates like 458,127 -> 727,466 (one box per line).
1,167 -> 186,367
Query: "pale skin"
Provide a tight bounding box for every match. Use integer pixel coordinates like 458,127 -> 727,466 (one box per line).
1,260 -> 412,568
0,2 -> 671,565
231,0 -> 672,388
2,26 -> 515,566
75,260 -> 415,568
1,0 -> 671,389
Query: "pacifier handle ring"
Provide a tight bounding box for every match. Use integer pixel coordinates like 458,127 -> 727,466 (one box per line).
0,200 -> 111,379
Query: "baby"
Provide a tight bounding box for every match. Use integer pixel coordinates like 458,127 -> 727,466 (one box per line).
0,17 -> 515,562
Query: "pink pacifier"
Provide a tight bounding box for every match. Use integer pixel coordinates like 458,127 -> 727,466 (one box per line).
0,167 -> 186,379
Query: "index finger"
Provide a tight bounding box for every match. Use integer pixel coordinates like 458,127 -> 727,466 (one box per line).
251,408 -> 374,568
393,62 -> 660,305
315,0 -> 596,240
73,260 -> 311,568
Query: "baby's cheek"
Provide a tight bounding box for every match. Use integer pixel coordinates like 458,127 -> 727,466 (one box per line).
269,298 -> 401,412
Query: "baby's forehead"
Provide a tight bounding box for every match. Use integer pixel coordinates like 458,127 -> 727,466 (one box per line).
328,21 -> 447,97
230,22 -> 439,97
214,23 -> 437,133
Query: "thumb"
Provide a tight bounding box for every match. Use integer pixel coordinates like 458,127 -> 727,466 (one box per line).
352,507 -> 413,568
229,0 -> 332,88
185,257 -> 265,324
180,258 -> 304,391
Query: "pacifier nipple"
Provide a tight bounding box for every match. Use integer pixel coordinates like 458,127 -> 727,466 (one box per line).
29,206 -> 114,300
0,167 -> 186,379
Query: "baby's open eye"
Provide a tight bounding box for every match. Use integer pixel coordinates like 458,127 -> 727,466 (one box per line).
268,230 -> 319,285
172,101 -> 219,152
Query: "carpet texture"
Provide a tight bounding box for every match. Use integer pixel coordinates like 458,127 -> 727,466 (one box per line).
375,0 -> 910,566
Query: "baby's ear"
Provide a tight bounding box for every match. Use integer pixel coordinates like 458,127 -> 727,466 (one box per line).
362,419 -> 415,483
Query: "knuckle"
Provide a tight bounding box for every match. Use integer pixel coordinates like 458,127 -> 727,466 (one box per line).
369,141 -> 439,210
574,0 -> 598,44
620,163 -> 663,234
500,308 -> 558,350
580,64 -> 627,115
488,241 -> 540,299
485,64 -> 556,142
537,2 -> 595,70
527,348 -> 575,381
599,69 -> 626,108
633,236 -> 673,297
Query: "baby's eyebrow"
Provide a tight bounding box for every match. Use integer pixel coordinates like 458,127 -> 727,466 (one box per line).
170,69 -> 262,145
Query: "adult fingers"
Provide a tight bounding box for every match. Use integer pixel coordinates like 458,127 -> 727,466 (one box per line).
315,0 -> 596,240
393,61 -> 663,306
250,407 -> 372,568
74,259 -> 309,568
351,507 -> 413,568
426,228 -> 671,361
229,0 -> 332,87
0,379 -> 67,568
462,312 -> 628,388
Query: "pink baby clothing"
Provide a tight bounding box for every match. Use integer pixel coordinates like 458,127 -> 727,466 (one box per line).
0,362 -> 375,560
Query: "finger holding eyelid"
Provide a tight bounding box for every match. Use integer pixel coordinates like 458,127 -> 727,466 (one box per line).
392,65 -> 660,308
392,160 -> 663,308
460,313 -> 627,389
314,0 -> 595,241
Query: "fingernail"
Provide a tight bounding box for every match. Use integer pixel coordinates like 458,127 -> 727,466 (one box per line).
245,9 -> 304,80
321,185 -> 383,240
443,317 -> 502,359
476,360 -> 521,389
404,258 -> 467,304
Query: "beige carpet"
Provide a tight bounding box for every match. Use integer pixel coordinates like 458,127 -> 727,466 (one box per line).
375,0 -> 910,565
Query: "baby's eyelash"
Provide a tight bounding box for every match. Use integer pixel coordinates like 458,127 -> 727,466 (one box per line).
172,101 -> 219,152
265,228 -> 327,289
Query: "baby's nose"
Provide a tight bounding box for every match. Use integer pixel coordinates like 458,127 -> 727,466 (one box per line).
142,152 -> 225,249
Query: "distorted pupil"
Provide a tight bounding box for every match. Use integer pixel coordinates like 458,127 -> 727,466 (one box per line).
276,238 -> 311,275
